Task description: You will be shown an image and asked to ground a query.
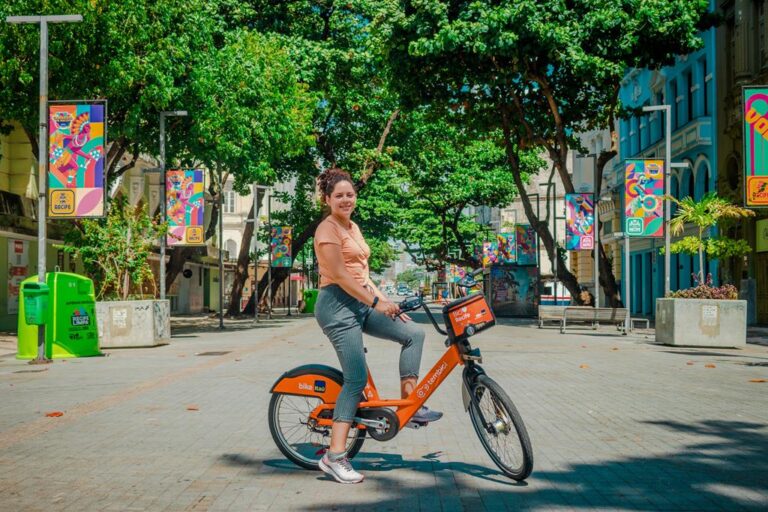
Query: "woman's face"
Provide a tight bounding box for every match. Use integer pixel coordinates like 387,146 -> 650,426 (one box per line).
327,180 -> 356,218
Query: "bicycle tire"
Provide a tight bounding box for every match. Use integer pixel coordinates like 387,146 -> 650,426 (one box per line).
468,374 -> 533,481
268,393 -> 365,470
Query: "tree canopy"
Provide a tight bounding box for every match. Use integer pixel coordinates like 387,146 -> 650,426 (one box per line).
373,0 -> 711,304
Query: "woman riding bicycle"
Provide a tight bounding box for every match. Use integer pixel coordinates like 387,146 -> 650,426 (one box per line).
313,167 -> 442,484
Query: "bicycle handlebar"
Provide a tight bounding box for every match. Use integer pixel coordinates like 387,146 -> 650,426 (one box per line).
396,296 -> 448,336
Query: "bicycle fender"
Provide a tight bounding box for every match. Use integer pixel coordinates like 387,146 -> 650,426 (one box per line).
270,364 -> 343,402
461,364 -> 486,412
462,380 -> 471,411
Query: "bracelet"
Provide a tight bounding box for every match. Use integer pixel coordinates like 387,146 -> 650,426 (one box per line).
371,296 -> 379,309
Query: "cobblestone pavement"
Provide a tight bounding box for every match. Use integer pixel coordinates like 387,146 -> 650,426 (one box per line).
0,312 -> 767,511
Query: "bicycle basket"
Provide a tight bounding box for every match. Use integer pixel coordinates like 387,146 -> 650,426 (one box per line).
442,293 -> 495,341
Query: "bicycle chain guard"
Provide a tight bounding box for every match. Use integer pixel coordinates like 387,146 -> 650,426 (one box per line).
357,407 -> 399,441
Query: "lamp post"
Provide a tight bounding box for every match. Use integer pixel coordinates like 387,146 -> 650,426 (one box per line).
6,14 -> 83,364
158,110 -> 187,301
217,166 -> 224,330
576,153 -> 602,307
642,105 -> 672,296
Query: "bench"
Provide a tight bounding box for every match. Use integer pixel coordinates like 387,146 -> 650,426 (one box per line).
538,305 -> 567,328
560,306 -> 628,335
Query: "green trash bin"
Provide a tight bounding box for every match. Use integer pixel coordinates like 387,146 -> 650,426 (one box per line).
17,272 -> 101,359
303,289 -> 319,314
22,282 -> 49,325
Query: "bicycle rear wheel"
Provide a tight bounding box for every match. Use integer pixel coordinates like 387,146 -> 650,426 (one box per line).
468,375 -> 533,481
268,393 -> 365,470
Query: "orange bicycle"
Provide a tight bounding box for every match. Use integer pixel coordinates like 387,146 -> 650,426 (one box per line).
268,270 -> 534,481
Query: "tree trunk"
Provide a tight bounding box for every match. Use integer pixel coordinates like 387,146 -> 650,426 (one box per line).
226,202 -> 256,316
498,107 -> 585,303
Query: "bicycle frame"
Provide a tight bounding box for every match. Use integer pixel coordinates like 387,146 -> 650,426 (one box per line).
270,277 -> 488,432
308,340 -> 467,429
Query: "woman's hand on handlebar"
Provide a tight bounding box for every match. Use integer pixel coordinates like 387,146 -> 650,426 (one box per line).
374,298 -> 401,319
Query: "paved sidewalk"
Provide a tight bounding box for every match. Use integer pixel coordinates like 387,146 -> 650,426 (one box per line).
0,313 -> 767,511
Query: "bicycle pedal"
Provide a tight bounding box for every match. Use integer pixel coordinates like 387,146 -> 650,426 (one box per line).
406,421 -> 428,429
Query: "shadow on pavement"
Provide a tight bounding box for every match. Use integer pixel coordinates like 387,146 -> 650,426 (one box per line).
221,419 -> 768,510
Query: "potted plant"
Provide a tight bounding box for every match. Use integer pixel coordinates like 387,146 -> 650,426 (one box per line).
62,197 -> 171,348
656,193 -> 755,347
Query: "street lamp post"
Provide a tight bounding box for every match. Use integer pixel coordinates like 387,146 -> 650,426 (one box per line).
576,153 -> 602,307
218,166 -> 224,330
642,105 -> 672,296
6,14 -> 83,364
158,110 -> 187,301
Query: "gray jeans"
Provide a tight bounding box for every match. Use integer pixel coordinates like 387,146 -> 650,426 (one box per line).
315,285 -> 425,423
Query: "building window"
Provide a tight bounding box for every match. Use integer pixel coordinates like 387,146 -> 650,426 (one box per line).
701,58 -> 709,116
669,80 -> 678,129
655,90 -> 665,143
224,191 -> 236,214
686,70 -> 694,122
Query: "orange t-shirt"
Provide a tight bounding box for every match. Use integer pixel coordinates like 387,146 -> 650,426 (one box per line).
314,215 -> 371,288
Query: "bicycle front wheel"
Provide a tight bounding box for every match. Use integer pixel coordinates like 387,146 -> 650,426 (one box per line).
468,375 -> 533,481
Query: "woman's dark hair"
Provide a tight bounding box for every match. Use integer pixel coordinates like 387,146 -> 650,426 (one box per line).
317,167 -> 355,203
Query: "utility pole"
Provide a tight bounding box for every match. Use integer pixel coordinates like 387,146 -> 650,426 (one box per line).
6,14 -> 83,364
218,166 -> 224,330
158,110 -> 187,301
642,105 -> 672,296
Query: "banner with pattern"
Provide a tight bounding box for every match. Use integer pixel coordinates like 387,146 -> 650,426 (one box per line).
48,102 -> 106,218
166,169 -> 205,246
496,233 -> 517,264
271,226 -> 292,267
565,193 -> 595,250
743,87 -> 768,207
624,159 -> 664,237
515,224 -> 537,265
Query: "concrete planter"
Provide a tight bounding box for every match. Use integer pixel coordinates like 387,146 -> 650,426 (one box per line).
655,298 -> 746,348
96,300 -> 171,348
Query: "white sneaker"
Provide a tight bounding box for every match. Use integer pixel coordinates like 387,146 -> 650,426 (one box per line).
318,454 -> 365,484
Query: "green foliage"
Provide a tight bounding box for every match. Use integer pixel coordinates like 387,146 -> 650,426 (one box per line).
61,197 -> 167,300
665,193 -> 755,281
375,0 -> 709,141
668,192 -> 756,236
0,1 -> 315,195
665,236 -> 753,260
392,113 -> 542,265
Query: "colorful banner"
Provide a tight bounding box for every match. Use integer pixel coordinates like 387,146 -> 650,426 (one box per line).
448,264 -> 467,283
566,193 -> 595,250
743,87 -> 768,207
271,226 -> 292,267
515,224 -> 537,266
480,241 -> 498,267
496,233 -> 517,264
624,159 -> 664,237
166,169 -> 205,246
7,240 -> 29,314
48,102 -> 106,217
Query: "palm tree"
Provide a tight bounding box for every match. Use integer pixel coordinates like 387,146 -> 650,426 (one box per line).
667,192 -> 755,283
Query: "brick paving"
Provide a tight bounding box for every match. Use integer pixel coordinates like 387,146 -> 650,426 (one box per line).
0,312 -> 767,511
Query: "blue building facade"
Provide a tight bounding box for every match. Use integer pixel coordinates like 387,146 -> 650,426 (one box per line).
611,9 -> 717,317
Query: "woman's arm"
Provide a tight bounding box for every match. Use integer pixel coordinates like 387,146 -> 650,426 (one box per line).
317,243 -> 399,317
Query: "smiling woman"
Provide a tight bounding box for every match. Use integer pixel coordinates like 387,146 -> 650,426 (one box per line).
309,167 -> 441,483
